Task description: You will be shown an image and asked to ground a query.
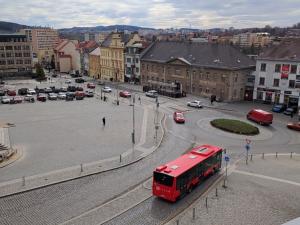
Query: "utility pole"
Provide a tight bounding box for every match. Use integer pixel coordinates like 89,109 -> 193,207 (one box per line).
154,96 -> 159,143
132,94 -> 135,154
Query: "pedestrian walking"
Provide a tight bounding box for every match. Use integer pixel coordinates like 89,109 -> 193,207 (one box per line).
102,117 -> 106,126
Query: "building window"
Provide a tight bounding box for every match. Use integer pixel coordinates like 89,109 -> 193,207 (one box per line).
257,91 -> 263,100
296,75 -> 300,80
205,88 -> 209,93
7,60 -> 14,65
259,77 -> 265,85
136,67 -> 139,73
233,89 -> 237,97
5,46 -> 13,50
234,76 -> 238,82
290,65 -> 297,74
127,58 -> 131,63
273,79 -> 279,87
275,64 -> 281,72
260,63 -> 266,72
135,58 -> 139,64
175,69 -> 181,75
0,53 -> 5,58
6,52 -> 12,57
0,60 -> 6,65
289,80 -> 295,88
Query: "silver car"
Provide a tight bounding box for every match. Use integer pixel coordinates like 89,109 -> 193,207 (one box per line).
187,100 -> 203,108
145,90 -> 158,98
1,96 -> 10,104
58,92 -> 66,99
102,86 -> 112,93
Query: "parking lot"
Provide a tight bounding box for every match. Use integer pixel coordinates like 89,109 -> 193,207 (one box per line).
0,73 -> 145,182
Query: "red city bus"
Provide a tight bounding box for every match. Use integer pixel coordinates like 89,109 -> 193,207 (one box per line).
152,144 -> 223,202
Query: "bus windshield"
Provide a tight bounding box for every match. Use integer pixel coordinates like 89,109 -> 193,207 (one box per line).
153,172 -> 174,187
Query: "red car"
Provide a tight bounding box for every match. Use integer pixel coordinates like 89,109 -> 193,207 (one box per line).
12,96 -> 23,103
7,89 -> 16,96
287,122 -> 300,131
37,94 -> 47,102
75,91 -> 85,100
119,91 -> 131,98
87,83 -> 95,89
173,111 -> 185,123
247,109 -> 273,125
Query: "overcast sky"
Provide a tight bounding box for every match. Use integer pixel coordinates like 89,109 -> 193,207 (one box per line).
1,0 -> 299,29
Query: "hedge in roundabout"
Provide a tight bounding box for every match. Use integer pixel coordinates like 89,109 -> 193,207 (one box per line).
210,119 -> 259,135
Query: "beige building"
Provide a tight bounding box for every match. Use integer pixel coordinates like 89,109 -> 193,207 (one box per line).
89,47 -> 101,79
21,28 -> 59,64
141,41 -> 255,102
0,34 -> 33,78
232,32 -> 270,48
99,32 -> 141,82
53,39 -> 80,73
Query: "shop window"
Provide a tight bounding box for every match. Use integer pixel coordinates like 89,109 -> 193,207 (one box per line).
290,65 -> 297,74
289,80 -> 295,88
257,91 -> 263,100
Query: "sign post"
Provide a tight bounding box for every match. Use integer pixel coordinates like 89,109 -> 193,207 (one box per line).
245,139 -> 251,165
223,153 -> 230,188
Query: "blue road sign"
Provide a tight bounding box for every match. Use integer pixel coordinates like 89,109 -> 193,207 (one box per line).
224,154 -> 230,162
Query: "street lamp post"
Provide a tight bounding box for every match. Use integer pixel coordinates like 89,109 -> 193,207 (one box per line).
131,94 -> 135,155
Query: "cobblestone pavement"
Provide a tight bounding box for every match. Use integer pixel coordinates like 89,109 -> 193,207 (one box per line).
166,155 -> 300,225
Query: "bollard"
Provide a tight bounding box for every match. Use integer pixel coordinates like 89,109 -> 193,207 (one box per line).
205,197 -> 208,208
22,176 -> 25,186
250,154 -> 253,161
192,208 -> 195,220
176,219 -> 179,225
119,154 -> 122,163
290,152 -> 293,158
276,152 -> 278,159
80,164 -> 83,173
216,188 -> 218,197
262,153 -> 264,159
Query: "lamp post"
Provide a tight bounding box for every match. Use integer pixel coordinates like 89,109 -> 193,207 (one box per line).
131,94 -> 135,155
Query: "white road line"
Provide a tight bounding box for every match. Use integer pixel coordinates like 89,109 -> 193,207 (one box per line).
233,170 -> 300,187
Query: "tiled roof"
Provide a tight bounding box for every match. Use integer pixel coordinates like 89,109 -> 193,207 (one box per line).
258,38 -> 300,61
77,40 -> 98,50
141,41 -> 255,70
101,33 -> 134,48
89,47 -> 101,56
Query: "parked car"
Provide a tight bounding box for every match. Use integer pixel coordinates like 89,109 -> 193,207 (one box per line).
58,92 -> 66,99
272,104 -> 286,113
7,89 -> 16,96
48,93 -> 58,100
76,86 -> 84,91
60,87 -> 68,92
66,92 -> 75,101
102,86 -> 112,93
67,86 -> 77,92
1,96 -> 10,104
87,83 -> 95,89
36,88 -> 45,94
187,100 -> 203,108
27,88 -> 36,95
247,109 -> 273,125
12,96 -> 23,103
18,88 -> 28,95
0,80 -> 5,85
37,94 -> 47,102
75,91 -> 85,100
173,111 -> 185,123
145,90 -> 158,98
51,73 -> 58,78
287,122 -> 300,131
75,78 -> 85,83
44,87 -> 52,93
85,91 -> 94,97
283,107 -> 297,116
65,79 -> 72,84
24,94 -> 35,102
119,91 -> 131,98
0,89 -> 5,96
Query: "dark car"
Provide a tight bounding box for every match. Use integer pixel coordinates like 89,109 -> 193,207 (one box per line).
7,89 -> 16,96
67,86 -> 77,92
76,86 -> 84,91
283,107 -> 297,116
52,73 -> 58,78
75,78 -> 85,83
37,94 -> 47,102
44,87 -> 52,93
18,88 -> 28,95
66,92 -> 75,101
272,104 -> 286,113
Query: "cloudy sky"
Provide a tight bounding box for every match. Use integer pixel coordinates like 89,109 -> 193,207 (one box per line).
0,0 -> 299,29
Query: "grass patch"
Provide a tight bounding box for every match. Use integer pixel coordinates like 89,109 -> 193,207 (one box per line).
210,119 -> 259,135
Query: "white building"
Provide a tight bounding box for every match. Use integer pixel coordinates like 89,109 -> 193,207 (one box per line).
253,38 -> 300,108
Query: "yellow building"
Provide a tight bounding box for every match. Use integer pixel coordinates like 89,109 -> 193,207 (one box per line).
100,32 -> 141,82
89,47 -> 101,79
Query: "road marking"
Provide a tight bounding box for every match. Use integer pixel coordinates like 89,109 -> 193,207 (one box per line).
233,170 -> 300,187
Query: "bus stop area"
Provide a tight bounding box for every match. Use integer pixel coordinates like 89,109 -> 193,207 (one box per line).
167,154 -> 300,225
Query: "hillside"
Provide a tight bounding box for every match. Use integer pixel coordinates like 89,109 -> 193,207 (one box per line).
0,21 -> 30,33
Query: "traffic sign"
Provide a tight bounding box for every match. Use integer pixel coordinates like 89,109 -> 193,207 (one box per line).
224,154 -> 230,162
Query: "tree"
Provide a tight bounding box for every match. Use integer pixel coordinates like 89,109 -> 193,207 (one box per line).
35,63 -> 45,81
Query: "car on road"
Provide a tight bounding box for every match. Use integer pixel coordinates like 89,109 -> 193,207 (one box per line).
272,104 -> 286,113
85,91 -> 94,97
87,83 -> 95,89
18,88 -> 28,95
283,107 -> 297,116
37,94 -> 47,102
60,87 -> 68,92
173,111 -> 185,123
27,88 -> 36,95
119,91 -> 131,98
24,94 -> 35,102
48,93 -> 58,100
287,122 -> 300,131
58,92 -> 66,99
7,89 -> 16,96
97,80 -> 105,85
66,92 -> 75,101
44,87 -> 52,93
247,109 -> 273,125
145,90 -> 158,98
65,79 -> 72,84
12,96 -> 23,103
75,91 -> 85,100
102,86 -> 112,93
187,100 -> 203,108
75,78 -> 85,83
1,96 -> 10,104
